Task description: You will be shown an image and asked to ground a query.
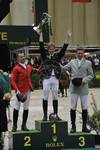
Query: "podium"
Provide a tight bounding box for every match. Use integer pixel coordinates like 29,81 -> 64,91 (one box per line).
9,120 -> 95,150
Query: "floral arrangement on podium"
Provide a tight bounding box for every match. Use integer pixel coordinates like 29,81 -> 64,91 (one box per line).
87,93 -> 100,135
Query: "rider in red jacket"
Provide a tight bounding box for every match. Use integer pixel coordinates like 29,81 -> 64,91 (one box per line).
11,52 -> 34,132
11,63 -> 33,93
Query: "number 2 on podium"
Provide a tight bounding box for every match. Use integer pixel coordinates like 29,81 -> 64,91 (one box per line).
24,136 -> 31,147
51,123 -> 56,134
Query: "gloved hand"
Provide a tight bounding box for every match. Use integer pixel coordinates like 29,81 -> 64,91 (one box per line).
64,31 -> 72,43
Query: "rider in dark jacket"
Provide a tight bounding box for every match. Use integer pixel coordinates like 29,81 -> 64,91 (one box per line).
39,31 -> 71,121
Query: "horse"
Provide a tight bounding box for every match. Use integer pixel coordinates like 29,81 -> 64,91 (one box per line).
59,70 -> 70,97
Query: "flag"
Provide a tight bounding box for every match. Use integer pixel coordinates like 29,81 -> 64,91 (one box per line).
72,0 -> 91,2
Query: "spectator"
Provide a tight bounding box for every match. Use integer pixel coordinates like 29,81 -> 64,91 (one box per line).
0,69 -> 11,146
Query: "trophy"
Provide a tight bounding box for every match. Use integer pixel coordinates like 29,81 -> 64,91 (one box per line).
32,12 -> 52,35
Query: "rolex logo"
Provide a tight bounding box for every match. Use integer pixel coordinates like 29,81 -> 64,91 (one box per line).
52,135 -> 57,142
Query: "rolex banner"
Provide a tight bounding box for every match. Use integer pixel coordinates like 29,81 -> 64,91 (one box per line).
72,0 -> 91,2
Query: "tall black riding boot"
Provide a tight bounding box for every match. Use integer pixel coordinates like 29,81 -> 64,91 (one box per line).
53,100 -> 58,114
53,100 -> 61,120
21,109 -> 29,131
70,109 -> 76,133
82,109 -> 90,133
42,100 -> 48,121
12,109 -> 19,132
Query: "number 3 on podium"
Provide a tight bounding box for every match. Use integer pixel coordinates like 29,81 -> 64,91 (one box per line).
79,136 -> 85,147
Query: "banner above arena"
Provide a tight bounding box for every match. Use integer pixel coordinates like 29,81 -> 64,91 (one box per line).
0,25 -> 49,50
72,0 -> 91,2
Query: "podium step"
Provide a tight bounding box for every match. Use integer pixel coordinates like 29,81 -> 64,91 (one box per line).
9,120 -> 96,150
9,129 -> 41,150
35,120 -> 68,135
65,132 -> 95,149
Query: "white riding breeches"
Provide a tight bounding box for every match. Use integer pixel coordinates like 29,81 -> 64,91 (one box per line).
71,94 -> 88,110
14,90 -> 31,110
43,76 -> 59,100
